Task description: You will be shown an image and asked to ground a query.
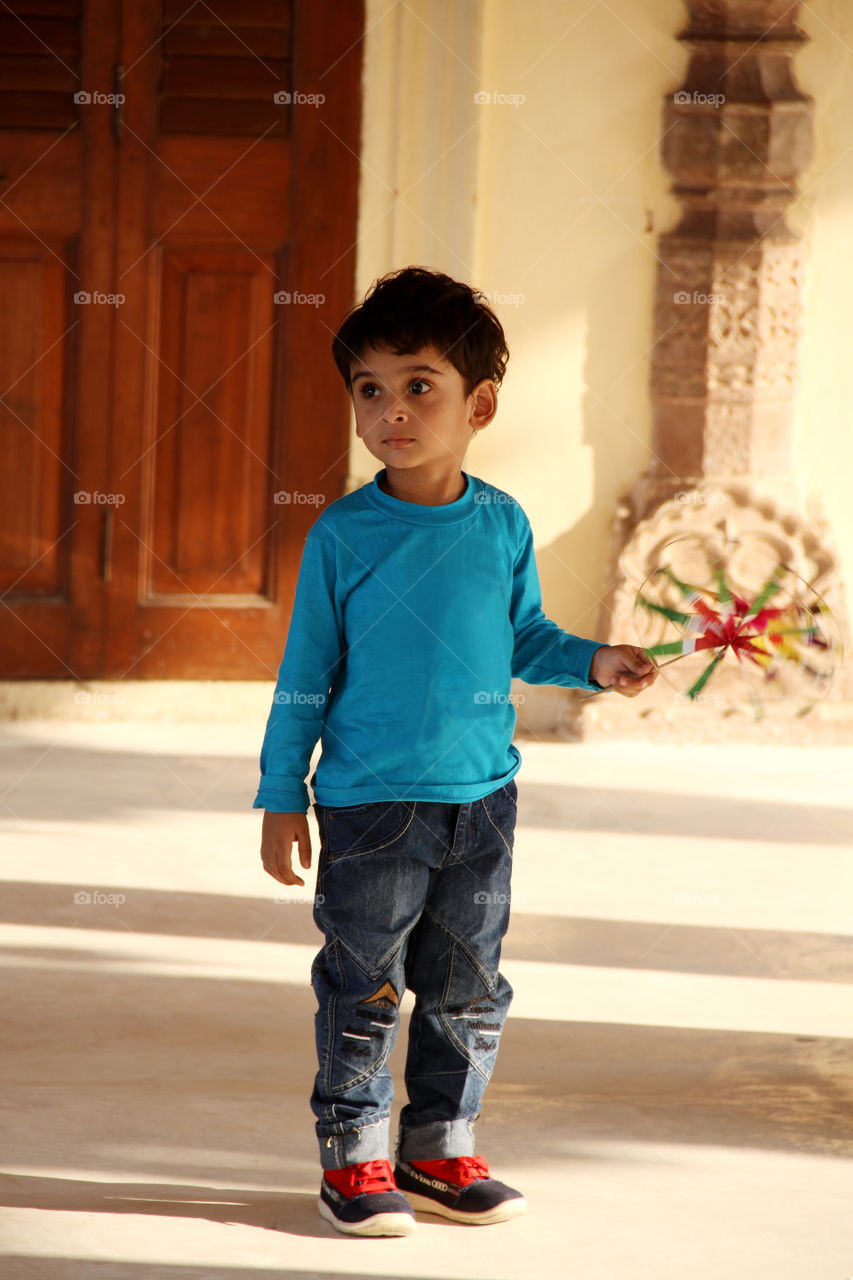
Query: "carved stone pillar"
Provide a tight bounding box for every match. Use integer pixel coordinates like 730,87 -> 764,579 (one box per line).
641,0 -> 812,515
590,0 -> 850,734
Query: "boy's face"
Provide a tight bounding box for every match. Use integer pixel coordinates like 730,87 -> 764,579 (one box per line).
348,343 -> 497,476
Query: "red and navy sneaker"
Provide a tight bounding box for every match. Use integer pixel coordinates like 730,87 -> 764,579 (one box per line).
394,1155 -> 527,1225
318,1159 -> 416,1236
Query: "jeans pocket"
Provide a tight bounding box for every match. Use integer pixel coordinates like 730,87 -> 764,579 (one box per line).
321,799 -> 417,860
481,780 -> 517,852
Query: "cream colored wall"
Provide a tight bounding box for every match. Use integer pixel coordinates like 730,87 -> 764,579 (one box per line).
472,0 -> 683,640
792,1 -> 853,578
352,0 -> 851,649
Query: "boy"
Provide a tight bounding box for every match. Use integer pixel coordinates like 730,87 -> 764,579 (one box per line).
254,266 -> 656,1237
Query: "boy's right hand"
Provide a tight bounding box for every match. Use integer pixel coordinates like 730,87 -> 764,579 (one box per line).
260,810 -> 312,887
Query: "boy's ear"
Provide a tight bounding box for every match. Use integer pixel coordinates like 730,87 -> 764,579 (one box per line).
469,379 -> 499,429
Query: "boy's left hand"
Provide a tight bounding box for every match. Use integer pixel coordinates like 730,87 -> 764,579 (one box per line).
590,644 -> 658,697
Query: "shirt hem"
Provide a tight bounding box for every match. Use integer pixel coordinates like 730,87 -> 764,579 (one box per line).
311,760 -> 522,808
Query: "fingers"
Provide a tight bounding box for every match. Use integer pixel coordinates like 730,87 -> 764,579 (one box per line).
626,645 -> 655,674
263,857 -> 305,887
279,863 -> 306,887
298,832 -> 312,870
262,841 -> 306,887
614,649 -> 659,694
616,680 -> 649,697
615,668 -> 659,696
260,812 -> 313,888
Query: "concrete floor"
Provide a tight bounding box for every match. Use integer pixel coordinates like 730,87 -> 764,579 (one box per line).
1,721 -> 852,1280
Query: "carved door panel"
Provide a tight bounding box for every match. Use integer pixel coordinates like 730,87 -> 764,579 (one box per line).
0,0 -> 362,678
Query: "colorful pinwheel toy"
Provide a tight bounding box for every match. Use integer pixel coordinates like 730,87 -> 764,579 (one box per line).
634,556 -> 840,710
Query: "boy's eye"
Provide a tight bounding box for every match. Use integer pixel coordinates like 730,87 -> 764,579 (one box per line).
357,379 -> 431,399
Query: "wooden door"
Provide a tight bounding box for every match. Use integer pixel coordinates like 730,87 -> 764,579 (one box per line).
0,0 -> 362,678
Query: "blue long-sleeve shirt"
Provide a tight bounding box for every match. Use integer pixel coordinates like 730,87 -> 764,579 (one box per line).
253,468 -> 605,812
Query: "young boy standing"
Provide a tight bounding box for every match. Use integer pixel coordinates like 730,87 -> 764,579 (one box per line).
254,267 -> 656,1237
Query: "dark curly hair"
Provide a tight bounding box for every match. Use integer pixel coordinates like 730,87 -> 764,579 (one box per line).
332,266 -> 510,396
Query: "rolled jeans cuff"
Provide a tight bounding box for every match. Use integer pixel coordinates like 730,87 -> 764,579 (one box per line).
397,1117 -> 476,1163
318,1117 -> 390,1170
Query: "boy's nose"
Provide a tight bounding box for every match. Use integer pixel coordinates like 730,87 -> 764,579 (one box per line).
382,403 -> 408,422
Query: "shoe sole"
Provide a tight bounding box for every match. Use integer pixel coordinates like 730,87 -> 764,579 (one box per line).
404,1191 -> 528,1225
317,1195 -> 417,1237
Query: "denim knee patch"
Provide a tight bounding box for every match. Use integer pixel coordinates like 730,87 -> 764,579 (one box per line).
313,944 -> 405,1096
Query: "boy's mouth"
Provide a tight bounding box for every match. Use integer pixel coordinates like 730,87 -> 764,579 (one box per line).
384,436 -> 415,445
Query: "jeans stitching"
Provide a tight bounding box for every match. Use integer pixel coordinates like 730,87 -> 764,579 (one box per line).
437,943 -> 491,1083
328,1028 -> 397,1095
323,942 -> 404,1094
329,928 -> 407,983
424,908 -> 499,991
323,801 -> 418,859
480,794 -> 514,856
320,938 -> 344,1096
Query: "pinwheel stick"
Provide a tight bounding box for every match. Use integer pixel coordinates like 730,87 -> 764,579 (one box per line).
579,651 -> 683,700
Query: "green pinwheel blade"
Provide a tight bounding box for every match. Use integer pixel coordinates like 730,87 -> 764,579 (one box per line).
685,646 -> 726,700
714,564 -> 733,608
743,563 -> 785,621
643,639 -> 689,657
658,565 -> 700,601
636,595 -> 694,627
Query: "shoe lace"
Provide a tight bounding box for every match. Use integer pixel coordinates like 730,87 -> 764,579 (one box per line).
452,1155 -> 491,1185
413,1155 -> 491,1186
351,1159 -> 397,1195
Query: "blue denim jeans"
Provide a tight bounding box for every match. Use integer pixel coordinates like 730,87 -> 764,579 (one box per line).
309,778 -> 517,1170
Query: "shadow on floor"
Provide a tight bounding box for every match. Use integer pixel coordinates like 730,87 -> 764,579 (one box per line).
0,1258 -> 468,1280
0,1181 -> 326,1236
2,880 -> 852,982
2,963 -> 852,1170
2,736 -> 853,844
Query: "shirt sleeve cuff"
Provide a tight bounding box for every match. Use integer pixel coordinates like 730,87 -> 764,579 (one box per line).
574,639 -> 609,690
252,779 -> 309,813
